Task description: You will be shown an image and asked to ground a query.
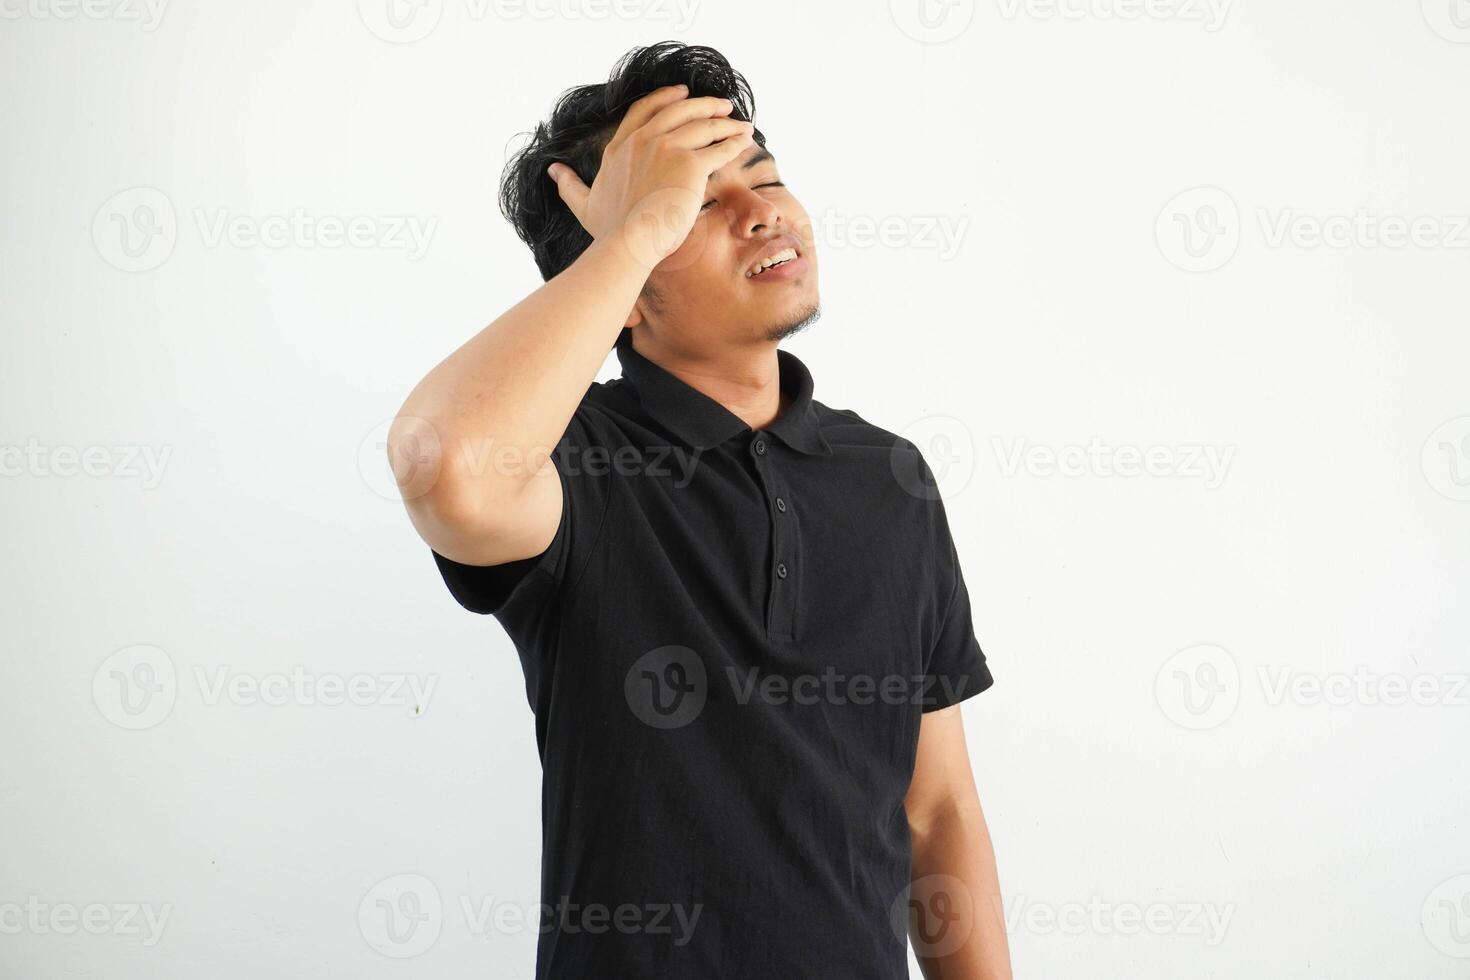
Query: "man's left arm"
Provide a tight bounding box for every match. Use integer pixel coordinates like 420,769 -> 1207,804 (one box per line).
904,703 -> 1013,980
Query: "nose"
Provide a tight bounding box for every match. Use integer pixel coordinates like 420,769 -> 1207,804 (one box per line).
729,188 -> 781,237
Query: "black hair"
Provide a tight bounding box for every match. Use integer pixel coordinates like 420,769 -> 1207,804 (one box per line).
499,41 -> 768,283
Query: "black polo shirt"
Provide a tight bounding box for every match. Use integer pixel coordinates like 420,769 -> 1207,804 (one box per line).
431,330 -> 992,979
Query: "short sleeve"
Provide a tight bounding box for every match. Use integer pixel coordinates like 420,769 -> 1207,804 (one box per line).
910,445 -> 993,712
921,550 -> 994,711
429,403 -> 612,625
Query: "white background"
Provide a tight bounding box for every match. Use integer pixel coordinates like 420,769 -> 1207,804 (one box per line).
3,0 -> 1468,977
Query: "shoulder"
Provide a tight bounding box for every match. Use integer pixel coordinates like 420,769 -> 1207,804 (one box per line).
811,400 -> 929,468
561,377 -> 638,441
580,375 -> 633,416
812,400 -> 950,505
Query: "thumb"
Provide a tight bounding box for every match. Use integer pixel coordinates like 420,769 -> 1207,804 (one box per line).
546,162 -> 589,216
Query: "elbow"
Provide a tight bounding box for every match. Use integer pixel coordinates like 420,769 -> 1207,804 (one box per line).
386,414 -> 527,548
908,796 -> 987,846
385,413 -> 451,510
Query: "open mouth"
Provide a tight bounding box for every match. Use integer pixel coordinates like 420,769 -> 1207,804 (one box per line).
745,247 -> 800,278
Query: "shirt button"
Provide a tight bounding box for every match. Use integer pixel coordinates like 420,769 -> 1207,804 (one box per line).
753,438 -> 767,456
775,497 -> 787,513
776,562 -> 788,579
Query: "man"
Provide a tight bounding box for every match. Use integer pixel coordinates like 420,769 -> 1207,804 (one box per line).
389,42 -> 1012,980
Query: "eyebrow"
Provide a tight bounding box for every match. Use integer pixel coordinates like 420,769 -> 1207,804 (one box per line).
740,148 -> 776,171
705,148 -> 778,192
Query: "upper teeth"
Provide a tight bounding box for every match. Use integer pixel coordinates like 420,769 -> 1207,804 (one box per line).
747,247 -> 797,277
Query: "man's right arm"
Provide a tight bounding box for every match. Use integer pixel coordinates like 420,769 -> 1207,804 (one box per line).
389,237 -> 652,568
386,85 -> 754,568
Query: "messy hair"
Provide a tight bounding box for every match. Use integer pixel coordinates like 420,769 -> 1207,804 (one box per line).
499,41 -> 768,283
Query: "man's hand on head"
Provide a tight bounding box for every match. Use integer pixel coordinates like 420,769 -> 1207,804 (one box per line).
545,84 -> 754,272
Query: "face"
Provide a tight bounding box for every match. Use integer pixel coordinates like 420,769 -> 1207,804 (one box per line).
634,140 -> 820,353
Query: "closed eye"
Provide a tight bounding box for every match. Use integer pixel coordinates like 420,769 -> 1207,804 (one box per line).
701,181 -> 786,211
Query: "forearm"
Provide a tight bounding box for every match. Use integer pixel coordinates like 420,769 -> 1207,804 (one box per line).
389,86 -> 748,554
909,801 -> 1013,980
393,236 -> 648,510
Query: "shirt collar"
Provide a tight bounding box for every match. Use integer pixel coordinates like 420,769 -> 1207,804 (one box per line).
615,330 -> 832,456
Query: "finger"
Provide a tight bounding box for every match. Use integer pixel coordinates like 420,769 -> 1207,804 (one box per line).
546,162 -> 591,221
641,96 -> 736,139
608,84 -> 691,145
690,129 -> 756,172
665,117 -> 753,152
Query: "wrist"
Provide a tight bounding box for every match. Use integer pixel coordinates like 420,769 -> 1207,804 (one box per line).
583,231 -> 662,281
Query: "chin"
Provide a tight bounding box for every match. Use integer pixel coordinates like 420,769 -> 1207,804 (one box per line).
764,300 -> 822,343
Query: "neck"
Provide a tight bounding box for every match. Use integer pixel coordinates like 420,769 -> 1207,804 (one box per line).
632,331 -> 789,430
